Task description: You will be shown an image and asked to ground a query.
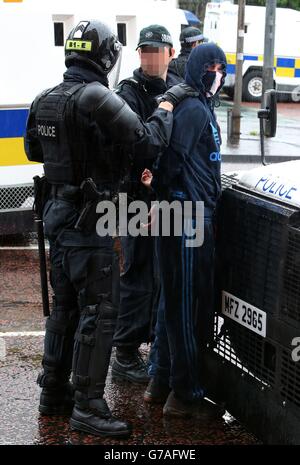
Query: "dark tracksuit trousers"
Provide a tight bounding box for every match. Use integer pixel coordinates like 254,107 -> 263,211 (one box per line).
149,215 -> 215,402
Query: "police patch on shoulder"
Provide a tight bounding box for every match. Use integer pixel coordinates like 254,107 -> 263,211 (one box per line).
37,121 -> 59,141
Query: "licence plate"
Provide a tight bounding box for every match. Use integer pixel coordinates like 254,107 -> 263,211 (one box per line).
221,291 -> 267,337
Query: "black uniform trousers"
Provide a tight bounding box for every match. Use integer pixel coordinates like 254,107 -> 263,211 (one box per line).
113,231 -> 160,349
42,195 -> 119,400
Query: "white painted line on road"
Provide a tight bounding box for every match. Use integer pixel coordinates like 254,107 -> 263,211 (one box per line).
0,331 -> 45,337
0,338 -> 6,360
0,246 -> 49,250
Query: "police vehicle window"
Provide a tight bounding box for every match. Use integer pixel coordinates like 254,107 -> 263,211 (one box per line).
54,22 -> 64,46
117,23 -> 127,46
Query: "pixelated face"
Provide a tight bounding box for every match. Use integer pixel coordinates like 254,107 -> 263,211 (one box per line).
138,46 -> 174,77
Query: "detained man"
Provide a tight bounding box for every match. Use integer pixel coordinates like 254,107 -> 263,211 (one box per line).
141,43 -> 227,419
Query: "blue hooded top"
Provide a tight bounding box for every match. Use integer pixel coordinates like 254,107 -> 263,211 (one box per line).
152,43 -> 227,211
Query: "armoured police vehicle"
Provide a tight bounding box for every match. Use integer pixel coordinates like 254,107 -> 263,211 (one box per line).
207,92 -> 300,444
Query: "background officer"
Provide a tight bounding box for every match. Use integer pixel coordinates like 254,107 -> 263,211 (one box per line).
24,20 -> 193,437
112,25 -> 182,385
169,26 -> 206,80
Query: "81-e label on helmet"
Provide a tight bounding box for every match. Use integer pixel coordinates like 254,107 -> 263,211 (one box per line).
65,40 -> 92,52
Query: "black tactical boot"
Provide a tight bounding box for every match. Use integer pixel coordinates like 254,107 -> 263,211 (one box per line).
112,347 -> 150,384
37,372 -> 74,415
70,393 -> 131,437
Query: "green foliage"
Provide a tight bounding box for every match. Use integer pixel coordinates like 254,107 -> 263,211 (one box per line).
178,0 -> 210,22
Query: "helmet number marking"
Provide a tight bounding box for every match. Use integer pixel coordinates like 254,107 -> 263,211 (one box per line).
65,40 -> 92,52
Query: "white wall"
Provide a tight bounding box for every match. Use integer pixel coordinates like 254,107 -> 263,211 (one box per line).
1,0 -> 184,105
0,0 -> 116,105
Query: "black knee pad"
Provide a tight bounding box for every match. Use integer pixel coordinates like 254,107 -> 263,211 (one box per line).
72,299 -> 118,399
43,306 -> 79,376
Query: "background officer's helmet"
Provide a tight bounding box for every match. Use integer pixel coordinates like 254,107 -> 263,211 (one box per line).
65,20 -> 122,75
180,26 -> 204,47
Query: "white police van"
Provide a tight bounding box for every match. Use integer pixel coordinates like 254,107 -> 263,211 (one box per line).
203,1 -> 300,101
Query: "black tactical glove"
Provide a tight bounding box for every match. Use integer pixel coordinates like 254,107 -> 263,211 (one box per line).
157,83 -> 199,108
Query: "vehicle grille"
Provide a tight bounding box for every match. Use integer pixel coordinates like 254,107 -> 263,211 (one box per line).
0,185 -> 34,212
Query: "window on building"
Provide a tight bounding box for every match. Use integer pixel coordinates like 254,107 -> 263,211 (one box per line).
117,23 -> 127,46
54,22 -> 64,46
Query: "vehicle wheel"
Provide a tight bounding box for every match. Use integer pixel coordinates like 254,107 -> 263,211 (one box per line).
242,70 -> 263,102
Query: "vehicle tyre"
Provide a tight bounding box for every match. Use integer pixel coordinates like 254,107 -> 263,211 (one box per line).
242,70 -> 263,102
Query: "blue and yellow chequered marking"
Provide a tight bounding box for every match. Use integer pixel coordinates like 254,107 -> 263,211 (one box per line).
0,108 -> 36,166
225,53 -> 300,78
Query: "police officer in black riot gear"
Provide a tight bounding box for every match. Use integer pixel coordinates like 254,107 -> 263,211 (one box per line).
24,19 -> 197,438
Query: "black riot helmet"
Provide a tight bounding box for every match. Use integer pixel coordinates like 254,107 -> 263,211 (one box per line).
65,20 -> 122,75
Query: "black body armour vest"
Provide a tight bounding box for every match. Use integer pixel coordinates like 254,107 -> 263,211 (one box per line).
35,82 -> 84,185
35,82 -> 119,188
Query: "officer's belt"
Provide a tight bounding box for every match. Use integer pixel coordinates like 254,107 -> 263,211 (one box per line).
50,184 -> 80,200
51,184 -> 79,197
50,184 -> 115,202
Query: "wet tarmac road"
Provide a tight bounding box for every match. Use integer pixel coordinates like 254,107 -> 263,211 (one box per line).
0,248 -> 260,446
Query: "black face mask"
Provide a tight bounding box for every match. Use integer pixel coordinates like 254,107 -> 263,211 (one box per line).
202,71 -> 216,92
